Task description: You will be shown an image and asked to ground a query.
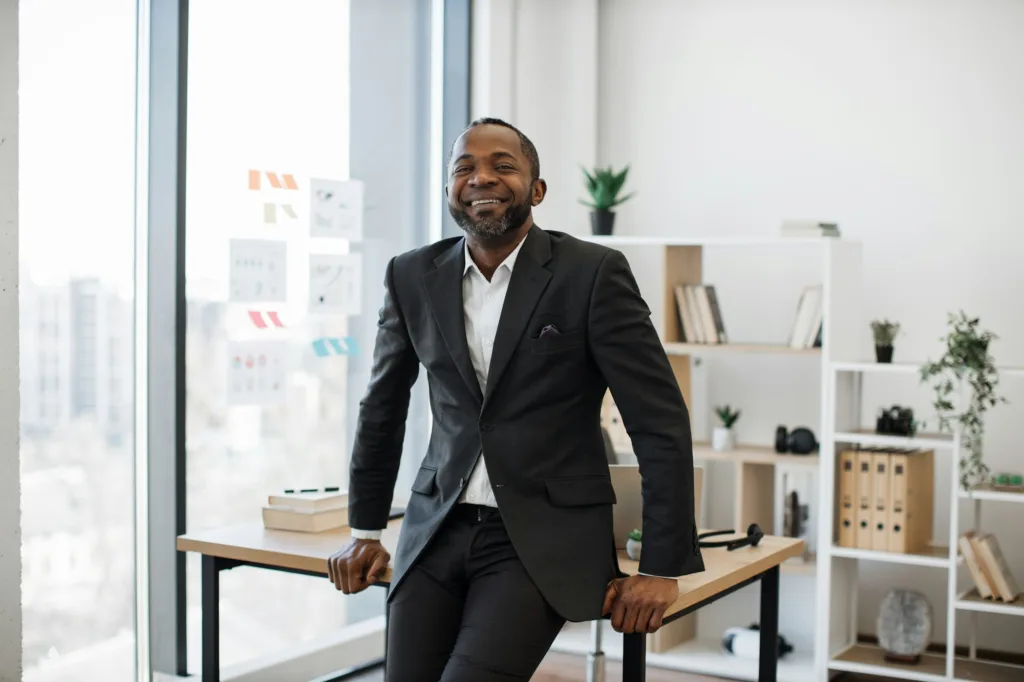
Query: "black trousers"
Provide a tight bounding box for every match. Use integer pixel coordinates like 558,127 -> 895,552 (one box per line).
385,504 -> 567,682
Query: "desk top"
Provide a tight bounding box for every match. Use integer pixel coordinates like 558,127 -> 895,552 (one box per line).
177,521 -> 803,617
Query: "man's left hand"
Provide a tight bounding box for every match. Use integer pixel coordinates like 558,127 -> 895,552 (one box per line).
602,575 -> 680,634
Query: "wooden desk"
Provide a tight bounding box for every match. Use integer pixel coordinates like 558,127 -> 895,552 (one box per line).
178,520 -> 803,682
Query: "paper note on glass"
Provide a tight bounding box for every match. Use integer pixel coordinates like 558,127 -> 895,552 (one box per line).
226,340 -> 288,406
310,178 -> 364,241
309,253 -> 362,315
229,239 -> 288,302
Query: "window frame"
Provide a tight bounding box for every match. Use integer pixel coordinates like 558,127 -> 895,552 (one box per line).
140,0 -> 470,678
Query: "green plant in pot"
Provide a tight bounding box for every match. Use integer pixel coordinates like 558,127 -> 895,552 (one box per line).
871,319 -> 900,363
626,528 -> 642,561
712,405 -> 741,451
580,165 -> 634,235
919,311 -> 1008,490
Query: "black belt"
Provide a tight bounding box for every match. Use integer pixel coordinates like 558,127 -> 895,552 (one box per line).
451,502 -> 501,523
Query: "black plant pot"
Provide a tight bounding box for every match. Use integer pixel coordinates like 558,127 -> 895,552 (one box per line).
590,210 -> 616,235
875,345 -> 894,363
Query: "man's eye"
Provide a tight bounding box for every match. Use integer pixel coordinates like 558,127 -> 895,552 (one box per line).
496,164 -> 514,171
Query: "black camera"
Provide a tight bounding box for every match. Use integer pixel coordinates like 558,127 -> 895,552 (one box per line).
876,405 -> 915,436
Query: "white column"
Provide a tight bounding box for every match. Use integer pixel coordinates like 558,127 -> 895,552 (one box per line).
0,0 -> 22,678
471,0 -> 599,236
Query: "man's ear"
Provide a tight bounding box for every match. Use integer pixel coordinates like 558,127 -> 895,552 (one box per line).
531,178 -> 547,206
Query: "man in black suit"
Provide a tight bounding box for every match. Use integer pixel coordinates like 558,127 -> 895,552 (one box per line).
327,118 -> 704,681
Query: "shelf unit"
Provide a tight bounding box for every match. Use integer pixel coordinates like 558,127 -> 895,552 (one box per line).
556,234 -> 864,682
819,362 -> 1024,681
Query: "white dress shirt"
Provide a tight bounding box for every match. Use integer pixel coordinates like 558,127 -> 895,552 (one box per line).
350,235 -> 525,539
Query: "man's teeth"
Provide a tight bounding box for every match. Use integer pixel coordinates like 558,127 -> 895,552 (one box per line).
471,199 -> 501,206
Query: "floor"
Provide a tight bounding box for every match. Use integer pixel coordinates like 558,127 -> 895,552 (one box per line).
346,651 -> 894,681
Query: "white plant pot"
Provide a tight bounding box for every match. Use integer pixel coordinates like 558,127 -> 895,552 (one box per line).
626,538 -> 642,561
712,426 -> 735,451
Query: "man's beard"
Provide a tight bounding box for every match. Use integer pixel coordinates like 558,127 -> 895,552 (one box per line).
449,197 -> 532,239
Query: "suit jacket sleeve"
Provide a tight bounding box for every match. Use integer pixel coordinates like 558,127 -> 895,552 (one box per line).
348,256 -> 421,531
588,249 -> 705,578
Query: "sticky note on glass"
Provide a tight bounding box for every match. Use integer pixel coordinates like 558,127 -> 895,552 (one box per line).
309,178 -> 364,241
309,253 -> 362,315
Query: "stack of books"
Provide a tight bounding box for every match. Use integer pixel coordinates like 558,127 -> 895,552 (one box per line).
262,488 -> 349,533
788,285 -> 823,349
673,284 -> 728,344
960,531 -> 1021,603
780,220 -> 841,238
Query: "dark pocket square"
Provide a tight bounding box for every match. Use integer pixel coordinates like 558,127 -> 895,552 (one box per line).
538,324 -> 561,338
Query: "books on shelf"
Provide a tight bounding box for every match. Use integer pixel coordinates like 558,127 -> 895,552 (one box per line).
673,284 -> 728,344
780,220 -> 841,238
835,447 -> 935,554
789,285 -> 823,349
262,489 -> 350,533
960,530 -> 1021,603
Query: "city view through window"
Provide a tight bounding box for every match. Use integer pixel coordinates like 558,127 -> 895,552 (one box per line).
19,0 -> 422,678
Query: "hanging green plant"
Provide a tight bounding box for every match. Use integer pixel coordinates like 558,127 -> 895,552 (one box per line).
919,311 -> 1008,490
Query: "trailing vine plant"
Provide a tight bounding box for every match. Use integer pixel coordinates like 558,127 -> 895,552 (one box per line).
919,311 -> 1007,490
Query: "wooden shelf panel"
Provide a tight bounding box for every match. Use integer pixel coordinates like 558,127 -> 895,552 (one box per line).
959,485 -> 1024,503
692,442 -> 819,466
955,657 -> 1024,682
830,643 -> 948,682
665,341 -> 821,356
834,429 -> 954,450
955,588 -> 1024,617
830,544 -> 952,568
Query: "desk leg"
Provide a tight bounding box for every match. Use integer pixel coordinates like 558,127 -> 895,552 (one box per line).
758,565 -> 780,682
202,555 -> 220,682
621,632 -> 646,682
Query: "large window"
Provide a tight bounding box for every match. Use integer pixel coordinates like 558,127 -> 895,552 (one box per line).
18,1 -> 139,680
183,0 -> 437,675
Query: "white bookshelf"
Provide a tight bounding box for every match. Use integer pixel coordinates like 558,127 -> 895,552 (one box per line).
561,234 -> 864,682
819,362 -> 1024,681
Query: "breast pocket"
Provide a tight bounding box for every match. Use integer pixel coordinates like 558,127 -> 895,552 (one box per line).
529,329 -> 583,354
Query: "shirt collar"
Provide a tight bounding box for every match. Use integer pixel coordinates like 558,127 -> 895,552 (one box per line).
463,231 -> 528,277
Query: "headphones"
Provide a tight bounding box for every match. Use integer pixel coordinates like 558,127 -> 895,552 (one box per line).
699,523 -> 765,551
774,426 -> 818,455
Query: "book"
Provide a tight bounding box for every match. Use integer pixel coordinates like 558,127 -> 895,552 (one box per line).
959,531 -> 995,599
780,220 -> 840,237
267,489 -> 349,513
262,505 -> 349,533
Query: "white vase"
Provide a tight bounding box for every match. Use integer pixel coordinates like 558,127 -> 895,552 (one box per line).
626,538 -> 642,561
712,427 -> 735,451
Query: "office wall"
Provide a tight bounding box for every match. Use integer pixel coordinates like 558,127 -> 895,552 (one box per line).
0,0 -> 22,679
597,0 -> 1024,651
474,0 -> 1024,654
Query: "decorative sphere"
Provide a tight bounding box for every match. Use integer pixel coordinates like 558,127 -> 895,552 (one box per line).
877,589 -> 932,656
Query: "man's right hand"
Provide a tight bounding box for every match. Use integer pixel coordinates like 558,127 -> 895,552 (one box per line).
327,539 -> 391,594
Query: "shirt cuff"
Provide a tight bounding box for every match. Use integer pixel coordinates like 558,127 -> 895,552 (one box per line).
638,571 -> 681,580
350,528 -> 383,540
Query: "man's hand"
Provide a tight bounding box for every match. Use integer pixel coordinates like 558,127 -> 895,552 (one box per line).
602,575 -> 680,634
327,539 -> 390,594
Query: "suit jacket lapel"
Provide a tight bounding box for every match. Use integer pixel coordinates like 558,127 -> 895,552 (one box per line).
483,226 -> 553,410
423,238 -> 484,405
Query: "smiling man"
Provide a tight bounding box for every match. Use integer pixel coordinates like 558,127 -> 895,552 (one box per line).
327,118 -> 704,682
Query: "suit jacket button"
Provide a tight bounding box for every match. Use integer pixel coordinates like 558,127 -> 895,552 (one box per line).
460,477 -> 466,487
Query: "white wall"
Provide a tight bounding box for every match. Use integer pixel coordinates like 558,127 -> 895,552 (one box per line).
0,0 -> 22,678
598,0 -> 1024,653
470,0 -> 599,236
474,0 -> 1024,657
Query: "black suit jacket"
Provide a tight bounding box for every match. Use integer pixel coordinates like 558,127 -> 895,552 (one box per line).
348,225 -> 705,622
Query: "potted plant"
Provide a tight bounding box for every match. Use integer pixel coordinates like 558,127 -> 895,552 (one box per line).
580,165 -> 634,235
712,405 -> 741,451
626,528 -> 642,561
871,319 -> 901,363
919,311 -> 1008,490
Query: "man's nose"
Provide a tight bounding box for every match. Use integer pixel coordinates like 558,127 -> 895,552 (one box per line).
469,168 -> 498,186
